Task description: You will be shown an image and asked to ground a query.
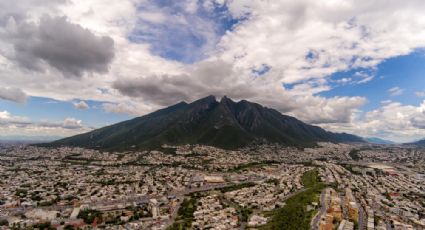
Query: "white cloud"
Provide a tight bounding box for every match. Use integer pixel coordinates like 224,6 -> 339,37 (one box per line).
332,71 -> 374,86
388,86 -> 403,96
73,100 -> 89,110
0,110 -> 29,124
219,0 -> 425,85
353,71 -> 374,84
0,111 -> 90,137
320,100 -> 425,143
102,102 -> 155,116
62,118 -> 83,129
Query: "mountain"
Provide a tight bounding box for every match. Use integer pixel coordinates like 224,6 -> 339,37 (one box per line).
40,96 -> 364,150
408,138 -> 425,147
364,137 -> 395,145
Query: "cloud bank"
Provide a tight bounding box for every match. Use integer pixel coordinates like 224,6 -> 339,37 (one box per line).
0,110 -> 90,137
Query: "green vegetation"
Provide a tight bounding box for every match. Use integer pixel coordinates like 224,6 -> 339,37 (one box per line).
15,188 -> 28,197
240,208 -> 253,222
341,164 -> 362,175
229,161 -> 278,172
0,219 -> 8,226
160,147 -> 177,155
98,179 -> 116,186
218,182 -> 256,193
349,149 -> 362,160
32,222 -> 55,230
38,196 -> 60,207
78,209 -> 102,224
260,170 -> 325,230
166,194 -> 200,230
64,225 -> 76,230
301,170 -> 322,187
265,178 -> 279,186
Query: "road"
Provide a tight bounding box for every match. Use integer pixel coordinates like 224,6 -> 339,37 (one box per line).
350,192 -> 367,230
311,188 -> 326,230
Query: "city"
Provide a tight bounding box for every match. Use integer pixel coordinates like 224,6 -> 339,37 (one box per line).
1,143 -> 424,229
1,0 -> 425,229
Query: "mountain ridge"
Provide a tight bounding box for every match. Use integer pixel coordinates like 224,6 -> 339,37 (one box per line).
407,138 -> 425,147
364,137 -> 395,145
39,96 -> 365,150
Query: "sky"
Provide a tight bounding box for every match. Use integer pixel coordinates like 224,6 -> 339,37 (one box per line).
1,0 -> 425,143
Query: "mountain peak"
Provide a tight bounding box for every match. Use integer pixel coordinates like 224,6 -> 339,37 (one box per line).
42,96 -> 364,150
189,95 -> 217,108
193,95 -> 216,104
220,95 -> 235,104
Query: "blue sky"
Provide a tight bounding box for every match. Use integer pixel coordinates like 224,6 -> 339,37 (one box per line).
1,0 -> 425,142
129,0 -> 241,63
322,50 -> 425,111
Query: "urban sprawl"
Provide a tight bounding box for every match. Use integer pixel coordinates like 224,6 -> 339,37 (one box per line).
0,142 -> 424,230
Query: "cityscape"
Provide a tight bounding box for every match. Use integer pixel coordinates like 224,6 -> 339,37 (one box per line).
1,0 -> 425,229
1,142 -> 424,229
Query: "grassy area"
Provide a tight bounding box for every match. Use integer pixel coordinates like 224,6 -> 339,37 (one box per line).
78,208 -> 102,224
218,182 -> 256,193
349,149 -> 362,160
228,161 -> 279,172
259,170 -> 325,230
166,194 -> 200,230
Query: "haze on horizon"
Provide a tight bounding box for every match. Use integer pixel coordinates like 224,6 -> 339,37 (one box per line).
1,0 -> 425,143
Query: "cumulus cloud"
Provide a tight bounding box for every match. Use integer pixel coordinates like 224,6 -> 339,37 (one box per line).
8,15 -> 115,77
112,58 -> 366,123
218,0 -> 425,84
0,110 -> 30,125
321,101 -> 425,143
0,87 -> 27,103
73,101 -> 89,110
62,118 -> 83,129
102,102 -> 154,116
112,59 -> 252,106
0,110 -> 90,137
0,111 -> 84,130
0,0 -> 65,24
388,86 -> 403,96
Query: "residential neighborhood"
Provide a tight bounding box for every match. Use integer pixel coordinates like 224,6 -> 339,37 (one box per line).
0,143 -> 424,229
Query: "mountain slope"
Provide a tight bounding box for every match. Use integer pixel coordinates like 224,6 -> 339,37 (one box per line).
364,137 -> 395,145
407,138 -> 425,147
41,96 -> 364,150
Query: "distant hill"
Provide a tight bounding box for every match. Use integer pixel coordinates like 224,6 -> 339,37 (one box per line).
39,96 -> 364,150
408,138 -> 425,147
364,137 -> 395,145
